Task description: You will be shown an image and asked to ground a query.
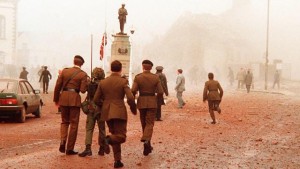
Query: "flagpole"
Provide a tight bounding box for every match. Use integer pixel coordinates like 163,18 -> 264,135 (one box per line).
91,34 -> 93,77
103,0 -> 107,73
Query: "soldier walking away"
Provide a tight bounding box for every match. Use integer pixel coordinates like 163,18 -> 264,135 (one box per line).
19,67 -> 29,80
273,70 -> 280,89
132,60 -> 164,156
118,3 -> 128,34
93,60 -> 136,168
53,55 -> 88,155
244,70 -> 253,93
79,67 -> 110,157
155,66 -> 169,121
203,72 -> 224,124
175,69 -> 186,108
39,66 -> 52,94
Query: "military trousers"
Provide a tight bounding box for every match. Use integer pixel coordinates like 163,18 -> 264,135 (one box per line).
84,113 -> 106,146
60,106 -> 80,151
139,108 -> 156,142
156,104 -> 162,119
106,119 -> 127,161
176,91 -> 185,108
42,81 -> 49,93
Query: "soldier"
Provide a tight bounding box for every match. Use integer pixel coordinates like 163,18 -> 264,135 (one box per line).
39,66 -> 52,94
203,72 -> 223,124
155,66 -> 169,121
53,55 -> 88,155
118,4 -> 128,34
93,60 -> 136,168
175,69 -> 186,108
244,70 -> 253,93
79,67 -> 110,157
19,67 -> 29,80
132,60 -> 164,156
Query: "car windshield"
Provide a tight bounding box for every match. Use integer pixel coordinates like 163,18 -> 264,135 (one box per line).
0,80 -> 17,93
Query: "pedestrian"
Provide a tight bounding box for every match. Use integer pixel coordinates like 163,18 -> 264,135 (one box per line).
93,60 -> 136,168
236,68 -> 245,89
203,72 -> 223,124
244,70 -> 253,93
155,66 -> 169,121
131,60 -> 164,156
79,67 -> 110,157
53,55 -> 88,155
273,70 -> 280,89
175,68 -> 186,108
228,67 -> 234,86
19,67 -> 29,80
39,66 -> 52,94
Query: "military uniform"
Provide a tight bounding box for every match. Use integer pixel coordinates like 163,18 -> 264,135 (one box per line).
53,66 -> 88,153
155,66 -> 169,121
93,72 -> 136,162
203,79 -> 223,124
79,68 -> 108,157
19,68 -> 28,80
39,67 -> 52,94
132,69 -> 164,155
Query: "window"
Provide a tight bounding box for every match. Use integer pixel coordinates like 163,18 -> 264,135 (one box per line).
19,82 -> 29,94
24,81 -> 34,94
0,15 -> 5,39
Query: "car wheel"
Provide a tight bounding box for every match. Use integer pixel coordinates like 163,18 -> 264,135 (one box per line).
18,107 -> 26,123
34,105 -> 42,118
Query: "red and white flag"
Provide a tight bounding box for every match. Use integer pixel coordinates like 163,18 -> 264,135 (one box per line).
100,33 -> 107,60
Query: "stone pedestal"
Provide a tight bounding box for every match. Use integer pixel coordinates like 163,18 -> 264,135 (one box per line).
110,34 -> 131,77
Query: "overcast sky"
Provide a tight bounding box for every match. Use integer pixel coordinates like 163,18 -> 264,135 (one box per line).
17,0 -> 233,42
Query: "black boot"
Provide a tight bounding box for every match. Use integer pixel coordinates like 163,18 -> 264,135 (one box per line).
114,160 -> 124,168
59,140 -> 66,153
78,144 -> 92,157
98,146 -> 105,156
143,140 -> 152,156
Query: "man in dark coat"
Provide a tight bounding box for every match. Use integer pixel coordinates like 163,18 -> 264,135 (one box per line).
19,67 -> 29,80
132,60 -> 164,156
39,66 -> 52,94
53,55 -> 88,155
93,60 -> 136,168
155,66 -> 169,121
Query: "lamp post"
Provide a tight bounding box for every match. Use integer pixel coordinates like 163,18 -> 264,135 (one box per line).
129,27 -> 135,86
265,0 -> 270,90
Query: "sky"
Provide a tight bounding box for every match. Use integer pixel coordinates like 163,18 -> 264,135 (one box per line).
17,0 -> 232,42
15,0 -> 300,80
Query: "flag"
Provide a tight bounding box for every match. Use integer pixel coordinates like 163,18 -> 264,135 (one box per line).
100,33 -> 107,60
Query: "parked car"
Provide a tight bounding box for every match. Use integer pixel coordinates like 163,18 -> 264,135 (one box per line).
0,78 -> 42,122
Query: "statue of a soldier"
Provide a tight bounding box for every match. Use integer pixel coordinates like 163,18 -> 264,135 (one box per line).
118,4 -> 128,35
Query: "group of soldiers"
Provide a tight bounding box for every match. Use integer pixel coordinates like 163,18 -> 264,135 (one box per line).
52,55 -> 224,168
19,66 -> 52,94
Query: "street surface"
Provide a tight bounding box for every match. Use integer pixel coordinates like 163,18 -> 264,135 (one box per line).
0,83 -> 300,169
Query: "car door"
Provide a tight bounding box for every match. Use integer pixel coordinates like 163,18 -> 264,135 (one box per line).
19,81 -> 32,113
24,81 -> 40,112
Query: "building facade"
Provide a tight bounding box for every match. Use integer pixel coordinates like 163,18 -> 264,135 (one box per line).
0,0 -> 18,64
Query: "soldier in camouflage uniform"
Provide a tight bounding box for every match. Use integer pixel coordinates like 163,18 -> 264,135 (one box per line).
79,67 -> 110,157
